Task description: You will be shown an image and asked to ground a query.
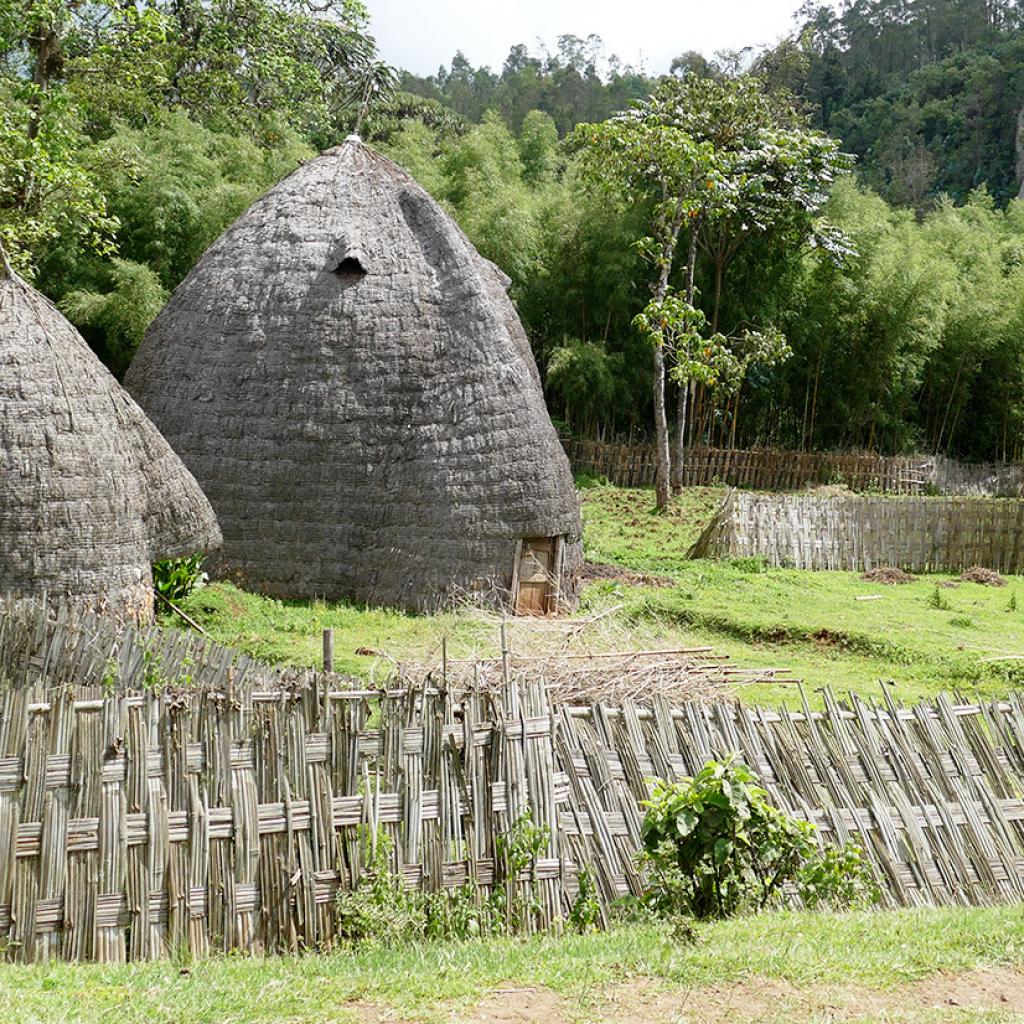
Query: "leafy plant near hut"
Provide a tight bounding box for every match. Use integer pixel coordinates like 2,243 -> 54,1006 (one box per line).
152,553 -> 208,603
641,755 -> 876,920
568,868 -> 602,933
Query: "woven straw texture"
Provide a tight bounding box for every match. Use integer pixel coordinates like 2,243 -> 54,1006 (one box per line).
126,139 -> 581,610
0,256 -> 221,619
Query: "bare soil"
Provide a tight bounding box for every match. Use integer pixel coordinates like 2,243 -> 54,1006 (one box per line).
402,967 -> 1024,1024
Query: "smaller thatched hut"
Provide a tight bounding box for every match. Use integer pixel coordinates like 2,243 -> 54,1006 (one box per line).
0,246 -> 221,619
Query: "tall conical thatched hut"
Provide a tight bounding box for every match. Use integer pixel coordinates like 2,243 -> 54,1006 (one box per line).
0,247 -> 221,619
126,137 -> 581,612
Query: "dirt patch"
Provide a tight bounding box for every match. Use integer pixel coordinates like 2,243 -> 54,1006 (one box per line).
911,966 -> 1024,1011
597,978 -> 821,1024
812,627 -> 850,647
960,566 -> 1008,587
445,967 -> 1024,1023
458,986 -> 568,1023
582,562 -> 676,588
861,566 -> 917,585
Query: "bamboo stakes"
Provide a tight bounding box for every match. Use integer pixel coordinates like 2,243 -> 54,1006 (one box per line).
1,602 -> 1024,961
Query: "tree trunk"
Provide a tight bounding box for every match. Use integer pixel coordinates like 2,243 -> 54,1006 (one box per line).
652,341 -> 671,508
1017,100 -> 1024,199
671,224 -> 702,492
673,380 -> 689,491
712,254 -> 724,334
729,391 -> 741,450
652,260 -> 673,510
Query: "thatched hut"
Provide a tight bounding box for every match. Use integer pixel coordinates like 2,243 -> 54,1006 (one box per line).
126,137 -> 581,612
0,247 -> 221,619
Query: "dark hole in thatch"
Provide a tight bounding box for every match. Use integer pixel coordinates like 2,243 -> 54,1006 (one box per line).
333,256 -> 366,281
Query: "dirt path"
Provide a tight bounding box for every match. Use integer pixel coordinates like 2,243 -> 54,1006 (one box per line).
434,967 -> 1024,1023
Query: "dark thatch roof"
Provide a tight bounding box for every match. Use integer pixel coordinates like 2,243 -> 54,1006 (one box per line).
0,248 -> 222,620
126,138 -> 581,611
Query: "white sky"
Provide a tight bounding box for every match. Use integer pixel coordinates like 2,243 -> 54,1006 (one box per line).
364,0 -> 806,77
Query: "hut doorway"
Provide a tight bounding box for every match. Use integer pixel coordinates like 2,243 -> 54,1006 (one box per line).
512,536 -> 564,615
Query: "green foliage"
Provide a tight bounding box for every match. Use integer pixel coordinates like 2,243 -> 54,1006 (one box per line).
927,584 -> 952,611
798,841 -> 880,910
59,259 -> 167,375
568,869 -> 601,933
152,554 -> 208,603
641,757 -> 877,920
334,829 -> 483,945
0,0 -> 377,341
336,815 -> 551,946
791,2 -> 1024,206
545,339 -> 617,434
641,756 -> 821,919
494,808 -> 551,934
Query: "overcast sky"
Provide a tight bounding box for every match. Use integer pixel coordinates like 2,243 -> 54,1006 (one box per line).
364,0 -> 808,77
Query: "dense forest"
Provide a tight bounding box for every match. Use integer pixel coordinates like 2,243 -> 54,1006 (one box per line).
2,0 -> 1024,461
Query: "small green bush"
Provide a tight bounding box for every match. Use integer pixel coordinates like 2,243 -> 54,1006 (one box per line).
336,812 -> 552,945
568,868 -> 602,933
798,841 -> 880,909
926,584 -> 951,611
152,553 -> 208,602
728,556 -> 769,574
641,755 -> 877,920
335,830 -> 488,944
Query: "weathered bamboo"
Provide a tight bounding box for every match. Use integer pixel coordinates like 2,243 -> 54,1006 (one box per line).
2,602 -> 1024,962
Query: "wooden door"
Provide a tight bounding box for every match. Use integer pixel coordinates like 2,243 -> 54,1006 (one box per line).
514,536 -> 561,616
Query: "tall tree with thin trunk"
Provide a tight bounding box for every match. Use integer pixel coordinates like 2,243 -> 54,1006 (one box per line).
571,94 -> 716,508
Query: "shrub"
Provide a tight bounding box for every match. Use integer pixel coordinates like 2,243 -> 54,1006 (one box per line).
335,811 -> 551,945
335,829 -> 487,944
568,868 -> 602,933
798,841 -> 880,909
641,755 -> 876,920
152,553 -> 208,603
728,556 -> 768,574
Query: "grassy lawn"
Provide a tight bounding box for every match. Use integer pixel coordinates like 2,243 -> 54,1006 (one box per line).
165,480 -> 1024,707
3,907 -> 1022,1023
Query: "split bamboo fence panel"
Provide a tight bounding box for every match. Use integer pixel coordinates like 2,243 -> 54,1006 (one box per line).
690,491 -> 1024,574
555,690 -> 1024,909
3,603 -> 1024,963
563,440 -> 1024,497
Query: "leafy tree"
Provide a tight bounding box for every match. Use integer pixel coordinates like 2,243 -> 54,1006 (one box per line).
572,89 -> 717,507
60,258 -> 167,376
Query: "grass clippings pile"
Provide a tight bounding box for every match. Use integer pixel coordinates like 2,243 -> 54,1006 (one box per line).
960,566 -> 1008,587
860,567 -> 917,585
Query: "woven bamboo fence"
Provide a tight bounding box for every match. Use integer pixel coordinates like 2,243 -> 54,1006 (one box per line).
689,491 -> 1024,574
557,689 -> 1024,909
564,440 -> 1024,497
3,603 -> 1024,962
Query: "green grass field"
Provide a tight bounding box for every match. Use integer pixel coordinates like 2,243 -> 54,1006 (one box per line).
167,480 -> 1024,707
4,907 -> 1023,1023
